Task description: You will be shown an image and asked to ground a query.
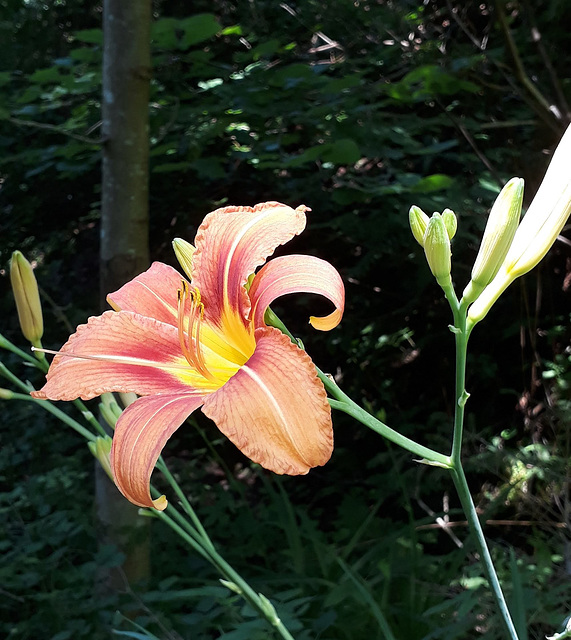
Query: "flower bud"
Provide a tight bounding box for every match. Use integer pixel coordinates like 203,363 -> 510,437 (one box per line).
469,124 -> 571,324
10,251 -> 44,346
409,206 -> 430,246
441,208 -> 457,239
424,213 -> 452,287
172,238 -> 195,280
0,387 -> 15,400
463,177 -> 523,304
88,435 -> 114,481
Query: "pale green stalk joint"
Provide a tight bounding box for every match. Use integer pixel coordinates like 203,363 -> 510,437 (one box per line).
10,251 -> 44,347
409,205 -> 430,246
463,177 -> 524,305
424,213 -> 452,287
172,237 -> 196,280
0,387 -> 15,400
88,435 -> 114,481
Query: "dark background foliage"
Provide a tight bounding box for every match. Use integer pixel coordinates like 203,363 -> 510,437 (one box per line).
1,1 -> 570,638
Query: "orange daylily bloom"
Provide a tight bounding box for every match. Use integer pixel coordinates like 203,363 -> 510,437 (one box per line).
32,203 -> 345,510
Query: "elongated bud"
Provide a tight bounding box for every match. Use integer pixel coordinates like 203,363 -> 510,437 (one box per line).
441,208 -> 457,239
119,392 -> 138,408
88,435 -> 113,481
469,124 -> 571,325
424,213 -> 452,287
409,205 -> 430,246
172,238 -> 195,280
0,387 -> 15,400
10,251 -> 44,346
463,177 -> 524,304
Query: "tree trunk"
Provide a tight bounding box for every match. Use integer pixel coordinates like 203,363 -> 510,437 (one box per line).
97,0 -> 152,594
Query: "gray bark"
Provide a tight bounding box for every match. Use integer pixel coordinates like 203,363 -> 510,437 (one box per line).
97,0 -> 152,592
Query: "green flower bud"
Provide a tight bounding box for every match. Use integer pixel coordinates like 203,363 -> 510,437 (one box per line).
0,388 -> 15,400
409,205 -> 430,246
441,208 -> 457,239
424,213 -> 452,287
463,177 -> 523,304
10,251 -> 44,346
88,435 -> 114,481
119,392 -> 138,408
172,237 -> 195,280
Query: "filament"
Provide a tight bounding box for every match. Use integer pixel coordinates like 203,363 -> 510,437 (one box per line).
177,282 -> 217,382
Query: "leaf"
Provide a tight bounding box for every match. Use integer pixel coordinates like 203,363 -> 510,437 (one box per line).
152,14 -> 221,51
180,14 -> 222,47
412,174 -> 454,193
29,67 -> 63,84
73,28 -> 103,45
322,138 -> 361,165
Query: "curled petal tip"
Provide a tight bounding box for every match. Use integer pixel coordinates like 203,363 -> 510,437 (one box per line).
152,494 -> 168,511
309,308 -> 343,332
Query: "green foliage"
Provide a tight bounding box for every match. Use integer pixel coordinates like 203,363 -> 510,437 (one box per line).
1,0 -> 571,638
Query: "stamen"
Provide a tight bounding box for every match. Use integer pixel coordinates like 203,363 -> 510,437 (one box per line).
176,282 -> 217,383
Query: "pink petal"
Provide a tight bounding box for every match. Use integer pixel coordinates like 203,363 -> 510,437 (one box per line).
32,311 -> 209,401
191,203 -> 308,331
202,326 -> 333,474
107,262 -> 187,327
111,393 -> 204,509
248,254 -> 345,331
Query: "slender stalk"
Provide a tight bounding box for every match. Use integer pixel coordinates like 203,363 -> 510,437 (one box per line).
449,293 -> 519,638
7,391 -> 97,442
450,307 -> 469,462
155,507 -> 296,640
328,394 -> 451,468
155,458 -> 215,553
0,334 -> 46,368
450,466 -> 519,640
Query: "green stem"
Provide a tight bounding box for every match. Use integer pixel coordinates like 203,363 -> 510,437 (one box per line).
155,458 -> 216,553
450,308 -> 468,462
327,392 -> 451,468
72,399 -> 108,437
0,334 -> 106,437
449,298 -> 519,640
450,465 -> 519,640
8,391 -> 97,442
155,507 -> 296,640
0,334 -> 45,369
0,360 -> 36,393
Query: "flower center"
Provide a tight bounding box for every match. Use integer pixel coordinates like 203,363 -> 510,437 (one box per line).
177,282 -> 217,383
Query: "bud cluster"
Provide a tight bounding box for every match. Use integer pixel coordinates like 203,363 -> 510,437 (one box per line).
408,124 -> 571,325
409,207 -> 457,288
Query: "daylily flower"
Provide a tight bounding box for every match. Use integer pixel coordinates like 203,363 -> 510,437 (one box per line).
32,202 -> 345,510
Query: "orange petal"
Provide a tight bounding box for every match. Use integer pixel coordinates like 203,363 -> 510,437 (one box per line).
202,326 -> 333,474
110,393 -> 204,509
32,311 -> 201,401
107,262 -> 187,327
248,254 -> 345,331
191,203 -> 308,331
